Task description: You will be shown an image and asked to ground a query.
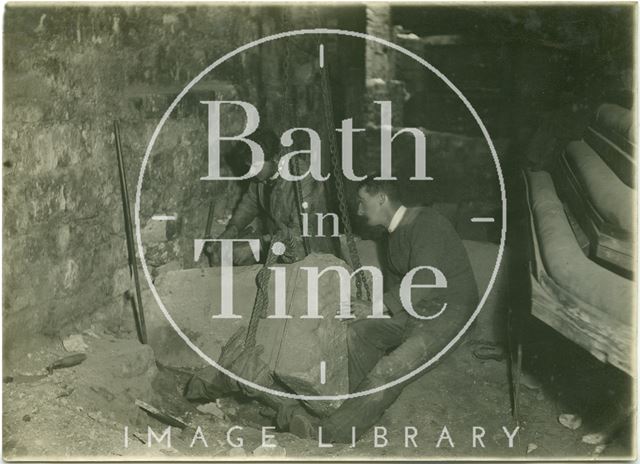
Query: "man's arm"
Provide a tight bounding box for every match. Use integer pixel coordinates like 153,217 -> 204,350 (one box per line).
207,184 -> 261,266
382,220 -> 446,316
226,182 -> 260,236
274,177 -> 313,262
299,170 -> 328,217
276,160 -> 327,259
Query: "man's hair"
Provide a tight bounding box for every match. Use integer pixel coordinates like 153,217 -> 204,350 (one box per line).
358,175 -> 402,203
234,127 -> 280,165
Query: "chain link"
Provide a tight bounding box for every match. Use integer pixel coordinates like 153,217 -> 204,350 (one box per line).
316,35 -> 371,301
282,11 -> 311,256
247,12 -> 372,351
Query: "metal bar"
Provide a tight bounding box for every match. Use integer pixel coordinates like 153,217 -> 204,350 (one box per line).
204,200 -> 216,267
113,120 -> 148,344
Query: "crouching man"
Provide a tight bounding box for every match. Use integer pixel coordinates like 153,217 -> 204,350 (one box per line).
207,128 -> 335,265
285,176 -> 479,442
187,175 -> 479,444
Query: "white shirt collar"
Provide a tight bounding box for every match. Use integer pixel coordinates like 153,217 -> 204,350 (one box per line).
388,206 -> 407,233
270,157 -> 287,181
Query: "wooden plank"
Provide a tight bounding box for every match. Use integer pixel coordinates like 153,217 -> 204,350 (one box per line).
135,399 -> 190,428
584,127 -> 635,188
522,172 -> 543,282
524,170 -> 634,376
531,274 -> 633,376
528,169 -> 633,317
556,153 -> 633,273
563,204 -> 591,255
593,108 -> 636,158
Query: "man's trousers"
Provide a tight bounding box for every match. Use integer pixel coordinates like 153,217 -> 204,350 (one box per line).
322,301 -> 474,443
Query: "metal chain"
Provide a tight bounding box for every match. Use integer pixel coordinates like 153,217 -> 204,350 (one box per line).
246,12 -> 372,350
316,35 -> 371,301
244,12 -> 309,348
282,11 -> 311,256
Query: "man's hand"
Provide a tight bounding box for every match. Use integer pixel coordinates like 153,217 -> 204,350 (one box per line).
339,299 -> 391,321
350,299 -> 371,319
206,225 -> 239,267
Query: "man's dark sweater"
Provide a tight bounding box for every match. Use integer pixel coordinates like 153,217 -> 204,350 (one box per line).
382,206 -> 478,316
320,206 -> 479,444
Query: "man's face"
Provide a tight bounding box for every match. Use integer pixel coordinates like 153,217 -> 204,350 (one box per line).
357,187 -> 386,227
247,160 -> 277,183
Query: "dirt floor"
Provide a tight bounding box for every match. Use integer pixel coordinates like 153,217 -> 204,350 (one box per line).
3,317 -> 634,461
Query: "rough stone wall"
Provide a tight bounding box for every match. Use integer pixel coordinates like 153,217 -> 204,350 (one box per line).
3,5 -> 355,358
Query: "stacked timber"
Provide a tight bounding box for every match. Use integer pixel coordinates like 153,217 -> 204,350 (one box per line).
553,103 -> 635,276
524,103 -> 635,375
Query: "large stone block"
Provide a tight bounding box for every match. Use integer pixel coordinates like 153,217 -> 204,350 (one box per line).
143,253 -> 352,413
258,254 -> 351,415
142,264 -> 261,368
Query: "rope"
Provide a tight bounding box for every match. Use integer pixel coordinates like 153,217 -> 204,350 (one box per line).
243,13 -> 310,348
245,231 -> 294,347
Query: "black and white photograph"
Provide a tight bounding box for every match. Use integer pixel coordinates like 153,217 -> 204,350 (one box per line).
2,1 -> 637,461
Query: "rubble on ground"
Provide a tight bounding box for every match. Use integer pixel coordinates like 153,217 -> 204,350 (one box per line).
2,327 -> 344,460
